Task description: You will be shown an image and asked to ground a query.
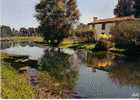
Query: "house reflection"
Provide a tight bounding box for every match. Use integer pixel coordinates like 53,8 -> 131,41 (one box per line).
86,52 -> 115,71
86,51 -> 140,86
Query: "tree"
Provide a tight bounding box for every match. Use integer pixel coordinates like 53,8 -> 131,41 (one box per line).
111,20 -> 140,52
114,0 -> 133,17
19,28 -> 28,36
28,27 -> 35,36
35,0 -> 80,46
134,0 -> 140,17
0,25 -> 12,37
74,23 -> 95,43
114,0 -> 140,18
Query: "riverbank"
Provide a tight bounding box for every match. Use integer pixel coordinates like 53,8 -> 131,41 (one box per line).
1,64 -> 37,98
0,52 -> 75,99
0,36 -> 43,43
59,38 -> 140,55
1,37 -> 139,55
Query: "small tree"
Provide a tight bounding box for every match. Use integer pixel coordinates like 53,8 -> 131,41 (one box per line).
0,25 -> 12,37
111,20 -> 140,52
19,28 -> 28,36
35,0 -> 80,46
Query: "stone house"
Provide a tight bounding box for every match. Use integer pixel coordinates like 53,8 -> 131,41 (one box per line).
88,16 -> 137,39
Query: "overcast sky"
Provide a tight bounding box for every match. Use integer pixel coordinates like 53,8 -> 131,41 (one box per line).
1,0 -> 118,30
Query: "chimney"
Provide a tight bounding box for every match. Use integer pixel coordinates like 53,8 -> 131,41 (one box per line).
93,17 -> 98,22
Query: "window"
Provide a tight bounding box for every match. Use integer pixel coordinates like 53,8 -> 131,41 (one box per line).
101,32 -> 105,34
102,23 -> 106,30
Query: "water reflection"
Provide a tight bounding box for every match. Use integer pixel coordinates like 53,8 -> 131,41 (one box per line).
109,57 -> 140,86
0,41 -> 34,50
1,43 -> 140,98
86,52 -> 115,72
86,51 -> 140,86
75,51 -> 140,98
39,48 -> 80,89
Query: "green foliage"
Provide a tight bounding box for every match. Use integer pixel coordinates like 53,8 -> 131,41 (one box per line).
35,0 -> 80,46
59,38 -> 79,48
94,40 -> 112,51
1,65 -> 37,99
114,0 -> 140,17
134,0 -> 140,17
0,25 -> 12,37
94,41 -> 108,51
111,20 -> 140,52
79,44 -> 96,50
74,23 -> 95,43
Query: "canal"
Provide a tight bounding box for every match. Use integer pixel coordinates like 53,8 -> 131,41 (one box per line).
1,42 -> 140,98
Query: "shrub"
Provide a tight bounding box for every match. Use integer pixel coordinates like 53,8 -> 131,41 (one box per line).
94,40 -> 113,51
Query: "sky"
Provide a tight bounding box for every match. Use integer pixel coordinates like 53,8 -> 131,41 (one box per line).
1,0 -> 118,30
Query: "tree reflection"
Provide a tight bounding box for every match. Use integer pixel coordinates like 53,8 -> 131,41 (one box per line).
86,51 -> 140,86
39,48 -> 79,88
109,56 -> 140,86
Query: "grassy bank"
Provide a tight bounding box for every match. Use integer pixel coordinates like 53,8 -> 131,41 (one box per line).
0,52 -> 74,98
59,38 -> 95,50
1,64 -> 37,99
0,36 -> 43,42
1,52 -> 37,98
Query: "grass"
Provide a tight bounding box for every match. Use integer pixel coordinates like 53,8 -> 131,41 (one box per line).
59,38 -> 79,48
0,52 -> 73,98
109,48 -> 126,53
1,52 -> 37,98
59,38 -> 96,50
79,44 -> 96,50
1,64 -> 37,99
0,36 -> 43,42
0,52 -> 10,60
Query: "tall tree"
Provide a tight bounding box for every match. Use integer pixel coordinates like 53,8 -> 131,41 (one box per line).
114,0 -> 134,17
134,0 -> 140,17
35,0 -> 80,46
114,0 -> 140,17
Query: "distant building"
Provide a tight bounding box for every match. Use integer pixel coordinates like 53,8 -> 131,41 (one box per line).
88,16 -> 136,35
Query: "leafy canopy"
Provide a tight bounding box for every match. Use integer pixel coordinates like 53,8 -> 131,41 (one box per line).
35,0 -> 80,46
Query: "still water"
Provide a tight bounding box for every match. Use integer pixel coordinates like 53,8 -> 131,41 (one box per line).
1,43 -> 140,98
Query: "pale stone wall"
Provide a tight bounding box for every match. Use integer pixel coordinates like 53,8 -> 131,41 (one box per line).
95,23 -> 115,34
94,23 -> 115,40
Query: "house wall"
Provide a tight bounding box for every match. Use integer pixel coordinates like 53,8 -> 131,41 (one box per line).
95,23 -> 115,34
94,22 -> 115,40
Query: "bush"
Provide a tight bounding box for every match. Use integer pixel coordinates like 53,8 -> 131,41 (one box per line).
94,40 -> 113,51
111,20 -> 140,52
